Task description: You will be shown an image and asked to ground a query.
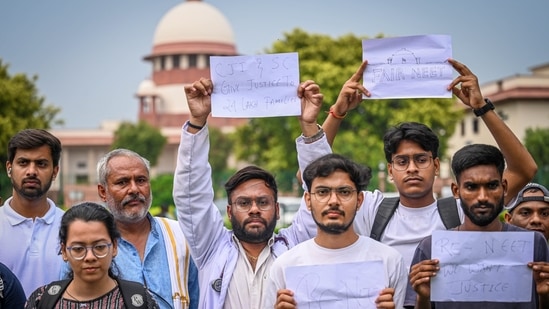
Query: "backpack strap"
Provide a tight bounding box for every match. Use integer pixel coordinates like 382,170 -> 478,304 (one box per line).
37,278 -> 149,309
0,275 -> 4,309
38,279 -> 71,309
116,279 -> 150,309
370,197 -> 400,241
370,196 -> 461,241
436,196 -> 461,229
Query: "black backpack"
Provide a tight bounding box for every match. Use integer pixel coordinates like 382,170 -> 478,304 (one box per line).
37,278 -> 149,309
370,196 -> 460,241
0,275 -> 4,309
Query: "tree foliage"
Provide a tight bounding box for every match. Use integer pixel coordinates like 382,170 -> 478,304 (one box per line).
150,173 -> 174,208
0,58 -> 62,197
111,121 -> 167,166
524,127 -> 549,184
209,126 -> 232,173
231,29 -> 463,178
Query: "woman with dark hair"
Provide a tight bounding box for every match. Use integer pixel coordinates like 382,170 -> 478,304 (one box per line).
25,202 -> 158,309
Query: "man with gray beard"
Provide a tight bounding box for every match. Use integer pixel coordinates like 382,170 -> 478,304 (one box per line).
0,129 -> 64,297
96,149 -> 199,309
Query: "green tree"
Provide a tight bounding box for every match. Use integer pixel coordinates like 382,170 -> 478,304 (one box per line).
209,126 -> 232,173
232,29 -> 462,188
209,126 -> 236,197
150,173 -> 174,208
0,59 -> 62,198
524,127 -> 549,185
111,120 -> 167,166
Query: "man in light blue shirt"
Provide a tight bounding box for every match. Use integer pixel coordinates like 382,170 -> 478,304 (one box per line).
97,149 -> 199,309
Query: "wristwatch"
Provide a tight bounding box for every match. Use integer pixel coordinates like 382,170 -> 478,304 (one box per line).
473,99 -> 495,117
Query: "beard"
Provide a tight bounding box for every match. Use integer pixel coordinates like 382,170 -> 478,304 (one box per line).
312,207 -> 356,235
460,196 -> 504,227
107,192 -> 152,224
231,214 -> 277,244
12,175 -> 53,201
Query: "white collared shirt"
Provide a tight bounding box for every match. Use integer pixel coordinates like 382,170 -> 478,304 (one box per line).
224,235 -> 275,309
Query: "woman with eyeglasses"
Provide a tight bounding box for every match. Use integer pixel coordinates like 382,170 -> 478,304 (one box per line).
24,202 -> 158,309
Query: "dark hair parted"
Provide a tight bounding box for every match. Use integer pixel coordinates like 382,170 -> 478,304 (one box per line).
383,122 -> 439,162
224,166 -> 278,204
8,129 -> 62,166
59,202 -> 121,278
451,144 -> 505,182
303,153 -> 372,192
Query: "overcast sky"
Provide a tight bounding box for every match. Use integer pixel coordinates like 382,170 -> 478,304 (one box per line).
1,0 -> 547,129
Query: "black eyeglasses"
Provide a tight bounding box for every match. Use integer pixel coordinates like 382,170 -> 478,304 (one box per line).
231,197 -> 274,212
310,187 -> 357,202
391,154 -> 433,171
66,243 -> 112,260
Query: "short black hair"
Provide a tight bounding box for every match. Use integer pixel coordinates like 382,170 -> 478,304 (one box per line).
224,166 -> 278,204
303,153 -> 372,192
8,129 -> 62,167
383,122 -> 439,162
451,144 -> 505,182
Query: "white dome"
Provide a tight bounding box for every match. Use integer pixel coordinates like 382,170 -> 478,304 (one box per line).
153,0 -> 235,46
137,79 -> 156,97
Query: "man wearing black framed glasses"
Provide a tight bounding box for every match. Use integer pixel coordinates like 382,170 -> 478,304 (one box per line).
263,153 -> 407,308
173,78 -> 321,308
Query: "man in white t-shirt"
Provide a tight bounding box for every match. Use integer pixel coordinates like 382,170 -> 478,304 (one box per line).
263,153 -> 406,308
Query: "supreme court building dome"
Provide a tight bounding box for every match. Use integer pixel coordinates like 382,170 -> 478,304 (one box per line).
139,0 -> 239,128
153,0 -> 236,53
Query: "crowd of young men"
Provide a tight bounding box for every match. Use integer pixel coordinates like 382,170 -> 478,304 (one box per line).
1,58 -> 548,308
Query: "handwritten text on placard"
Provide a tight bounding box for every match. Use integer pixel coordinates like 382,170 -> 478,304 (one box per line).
431,230 -> 534,302
362,34 -> 453,99
285,261 -> 386,309
210,53 -> 300,118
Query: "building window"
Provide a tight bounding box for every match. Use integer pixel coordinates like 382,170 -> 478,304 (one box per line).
75,174 -> 89,184
189,54 -> 197,68
143,97 -> 151,113
172,55 -> 180,69
472,118 -> 479,134
160,56 -> 166,70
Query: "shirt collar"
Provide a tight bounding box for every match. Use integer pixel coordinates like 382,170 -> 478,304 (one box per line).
3,197 -> 59,225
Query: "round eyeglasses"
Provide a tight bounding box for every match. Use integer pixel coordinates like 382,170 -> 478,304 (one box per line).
66,243 -> 113,260
391,154 -> 433,171
231,197 -> 274,212
311,187 -> 357,203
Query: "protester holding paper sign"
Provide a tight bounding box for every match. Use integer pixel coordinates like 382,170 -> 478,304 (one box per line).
296,58 -> 537,307
409,144 -> 549,309
262,153 -> 406,309
173,77 -> 321,308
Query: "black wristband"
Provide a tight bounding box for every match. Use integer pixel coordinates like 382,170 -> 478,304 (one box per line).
188,122 -> 204,130
473,99 -> 495,117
